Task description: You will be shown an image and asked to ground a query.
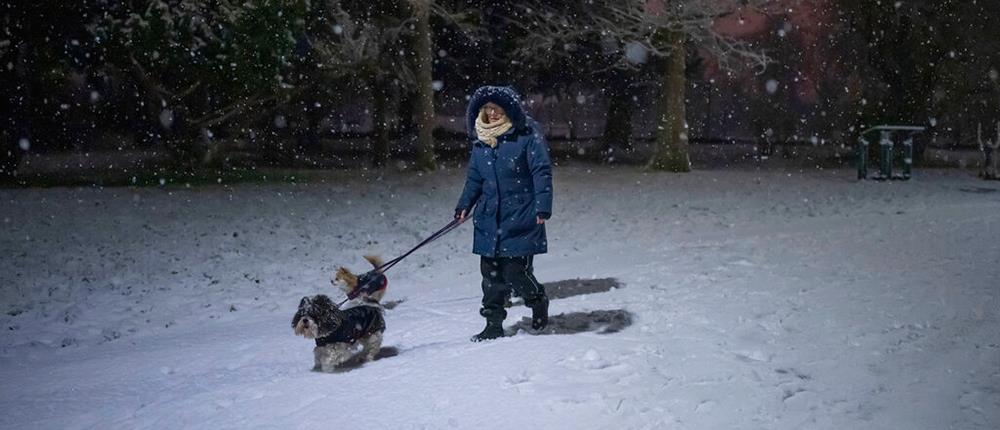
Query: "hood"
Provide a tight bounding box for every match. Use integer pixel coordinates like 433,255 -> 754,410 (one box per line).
465,85 -> 527,139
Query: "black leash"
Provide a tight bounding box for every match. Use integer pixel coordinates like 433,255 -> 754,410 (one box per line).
339,217 -> 467,306
376,217 -> 466,273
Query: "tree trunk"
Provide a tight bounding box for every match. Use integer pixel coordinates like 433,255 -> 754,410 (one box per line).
2,40 -> 31,178
296,96 -> 321,158
161,110 -> 200,170
370,75 -> 391,167
601,69 -> 635,161
0,135 -> 20,178
647,30 -> 691,172
410,0 -> 437,171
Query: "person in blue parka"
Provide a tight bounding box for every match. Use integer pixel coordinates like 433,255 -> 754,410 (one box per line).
455,85 -> 553,341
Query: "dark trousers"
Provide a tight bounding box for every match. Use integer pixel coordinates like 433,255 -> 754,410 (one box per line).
479,256 -> 547,322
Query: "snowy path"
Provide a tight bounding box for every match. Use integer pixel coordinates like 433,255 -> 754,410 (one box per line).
1,166 -> 998,429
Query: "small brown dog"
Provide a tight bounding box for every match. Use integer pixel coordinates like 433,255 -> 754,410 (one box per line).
332,255 -> 387,302
291,255 -> 387,372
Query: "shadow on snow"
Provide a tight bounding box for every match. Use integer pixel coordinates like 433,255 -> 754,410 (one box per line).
508,309 -> 634,336
319,346 -> 401,373
510,277 -> 623,306
509,278 -> 631,336
328,278 -> 628,371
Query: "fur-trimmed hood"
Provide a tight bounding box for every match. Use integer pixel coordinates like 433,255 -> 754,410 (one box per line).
465,85 -> 528,139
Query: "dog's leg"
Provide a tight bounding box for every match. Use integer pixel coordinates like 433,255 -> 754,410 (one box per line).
314,344 -> 354,372
329,344 -> 355,371
313,346 -> 326,371
359,332 -> 383,362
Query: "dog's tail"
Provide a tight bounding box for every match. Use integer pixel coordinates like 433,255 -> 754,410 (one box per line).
364,254 -> 385,270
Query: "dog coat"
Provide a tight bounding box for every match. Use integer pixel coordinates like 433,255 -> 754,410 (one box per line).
315,306 -> 385,346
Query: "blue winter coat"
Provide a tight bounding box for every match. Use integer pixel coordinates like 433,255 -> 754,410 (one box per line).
455,86 -> 553,257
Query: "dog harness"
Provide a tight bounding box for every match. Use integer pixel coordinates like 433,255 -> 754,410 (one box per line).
349,271 -> 389,301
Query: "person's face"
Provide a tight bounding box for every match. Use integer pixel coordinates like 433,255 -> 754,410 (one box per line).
483,103 -> 506,123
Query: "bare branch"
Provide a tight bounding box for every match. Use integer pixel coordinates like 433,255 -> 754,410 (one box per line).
310,0 -> 417,84
191,94 -> 277,128
430,3 -> 488,41
509,0 -> 776,73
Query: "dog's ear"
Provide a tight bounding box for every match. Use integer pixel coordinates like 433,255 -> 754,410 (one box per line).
292,297 -> 311,328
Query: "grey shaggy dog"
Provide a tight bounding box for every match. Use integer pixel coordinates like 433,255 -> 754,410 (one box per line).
291,294 -> 386,372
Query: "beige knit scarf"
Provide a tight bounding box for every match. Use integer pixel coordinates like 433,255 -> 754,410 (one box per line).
475,109 -> 512,147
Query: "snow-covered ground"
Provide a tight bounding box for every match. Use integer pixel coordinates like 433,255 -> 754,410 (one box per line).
1,165 -> 998,429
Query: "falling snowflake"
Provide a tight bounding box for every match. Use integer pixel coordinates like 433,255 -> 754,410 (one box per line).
765,79 -> 779,94
624,42 -> 648,65
159,109 -> 174,129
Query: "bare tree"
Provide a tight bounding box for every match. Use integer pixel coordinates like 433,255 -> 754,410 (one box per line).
309,0 -> 483,170
408,0 -> 437,171
508,0 -> 773,171
308,0 -> 414,166
979,122 -> 1000,180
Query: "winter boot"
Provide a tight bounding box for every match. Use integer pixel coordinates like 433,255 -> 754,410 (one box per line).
530,297 -> 549,331
470,320 -> 504,342
471,308 -> 505,342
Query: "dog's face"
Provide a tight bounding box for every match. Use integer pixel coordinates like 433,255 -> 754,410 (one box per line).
332,267 -> 358,291
292,295 -> 343,339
